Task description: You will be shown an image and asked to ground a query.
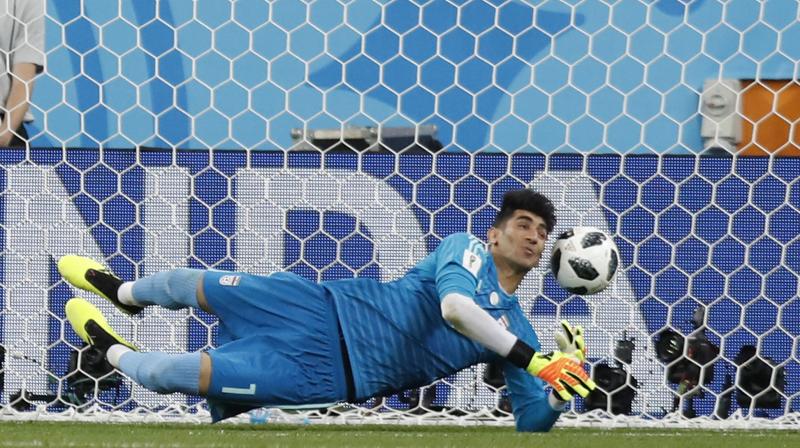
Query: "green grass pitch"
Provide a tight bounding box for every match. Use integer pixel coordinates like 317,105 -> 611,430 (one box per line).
0,422 -> 798,448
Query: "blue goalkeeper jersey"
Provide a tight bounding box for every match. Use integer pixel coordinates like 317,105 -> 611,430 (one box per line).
323,232 -> 550,423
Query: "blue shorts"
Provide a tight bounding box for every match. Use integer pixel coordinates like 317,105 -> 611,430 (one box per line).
201,271 -> 350,421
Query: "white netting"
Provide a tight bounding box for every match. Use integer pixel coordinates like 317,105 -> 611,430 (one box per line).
0,0 -> 799,428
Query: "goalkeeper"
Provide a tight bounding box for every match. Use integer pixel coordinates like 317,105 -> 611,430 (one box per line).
60,189 -> 594,431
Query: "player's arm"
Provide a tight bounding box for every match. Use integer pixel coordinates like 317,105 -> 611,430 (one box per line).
435,234 -> 518,355
442,289 -> 593,396
502,359 -> 562,432
435,235 -> 594,401
501,317 -> 586,432
440,292 -> 518,355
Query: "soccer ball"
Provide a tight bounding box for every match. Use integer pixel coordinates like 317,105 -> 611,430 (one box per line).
550,227 -> 619,295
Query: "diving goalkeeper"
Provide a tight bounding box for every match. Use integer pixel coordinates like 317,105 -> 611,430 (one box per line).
60,188 -> 594,431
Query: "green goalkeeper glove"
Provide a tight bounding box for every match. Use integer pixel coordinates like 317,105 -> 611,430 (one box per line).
526,351 -> 595,401
554,320 -> 586,362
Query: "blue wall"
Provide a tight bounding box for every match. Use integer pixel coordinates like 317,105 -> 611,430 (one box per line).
30,0 -> 799,152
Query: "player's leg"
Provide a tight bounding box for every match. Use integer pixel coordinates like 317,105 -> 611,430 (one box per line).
64,295 -> 347,416
58,255 -> 212,315
65,297 -> 206,395
203,330 -> 351,422
114,351 -> 205,395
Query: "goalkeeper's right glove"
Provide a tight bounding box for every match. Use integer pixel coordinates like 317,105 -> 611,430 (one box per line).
526,351 -> 595,401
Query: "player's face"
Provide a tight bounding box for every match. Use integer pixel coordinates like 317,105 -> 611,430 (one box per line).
490,209 -> 548,272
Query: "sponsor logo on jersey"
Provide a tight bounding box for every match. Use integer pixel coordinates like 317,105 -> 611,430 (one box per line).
219,275 -> 241,286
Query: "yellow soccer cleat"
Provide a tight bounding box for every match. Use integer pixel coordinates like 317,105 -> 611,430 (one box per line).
65,297 -> 137,352
58,255 -> 142,315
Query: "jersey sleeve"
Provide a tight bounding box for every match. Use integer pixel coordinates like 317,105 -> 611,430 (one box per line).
502,306 -> 562,432
502,360 -> 561,432
433,233 -> 487,300
12,0 -> 45,68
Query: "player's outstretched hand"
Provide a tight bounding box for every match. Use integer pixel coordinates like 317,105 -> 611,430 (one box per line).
554,320 -> 586,362
526,351 -> 595,401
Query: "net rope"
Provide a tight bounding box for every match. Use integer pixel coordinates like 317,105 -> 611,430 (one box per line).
0,0 -> 798,428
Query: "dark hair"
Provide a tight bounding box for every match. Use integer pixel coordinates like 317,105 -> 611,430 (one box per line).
494,189 -> 556,233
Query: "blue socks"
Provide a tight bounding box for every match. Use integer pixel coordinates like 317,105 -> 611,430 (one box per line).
118,351 -> 202,395
128,268 -> 203,310
112,270 -> 206,395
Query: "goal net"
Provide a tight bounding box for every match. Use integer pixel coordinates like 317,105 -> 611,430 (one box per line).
0,0 -> 798,428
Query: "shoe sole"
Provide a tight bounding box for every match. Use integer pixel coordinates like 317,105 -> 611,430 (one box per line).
65,297 -> 136,351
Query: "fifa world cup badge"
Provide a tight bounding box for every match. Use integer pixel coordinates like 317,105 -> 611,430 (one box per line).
461,249 -> 482,276
219,275 -> 241,286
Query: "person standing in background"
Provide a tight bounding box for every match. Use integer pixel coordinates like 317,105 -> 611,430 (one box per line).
0,0 -> 44,148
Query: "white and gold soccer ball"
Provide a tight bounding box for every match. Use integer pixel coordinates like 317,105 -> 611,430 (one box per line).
550,227 -> 619,295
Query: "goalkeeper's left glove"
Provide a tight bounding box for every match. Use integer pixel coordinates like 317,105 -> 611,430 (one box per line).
554,320 -> 586,362
526,351 -> 595,401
